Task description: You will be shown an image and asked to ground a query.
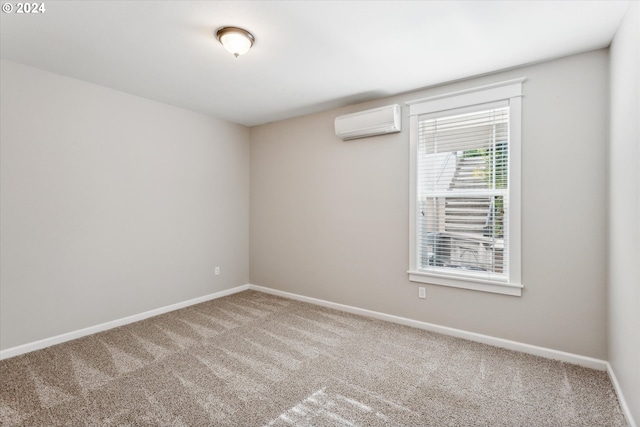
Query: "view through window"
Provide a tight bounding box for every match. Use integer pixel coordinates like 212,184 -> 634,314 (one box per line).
418,107 -> 509,278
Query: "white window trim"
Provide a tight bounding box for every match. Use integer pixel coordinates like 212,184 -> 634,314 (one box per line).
407,78 -> 525,297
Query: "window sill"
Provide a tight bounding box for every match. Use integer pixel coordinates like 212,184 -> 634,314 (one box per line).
408,270 -> 522,296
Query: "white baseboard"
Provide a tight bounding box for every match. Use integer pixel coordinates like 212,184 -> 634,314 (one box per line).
0,284 -> 250,360
248,284 -> 608,371
607,362 -> 638,427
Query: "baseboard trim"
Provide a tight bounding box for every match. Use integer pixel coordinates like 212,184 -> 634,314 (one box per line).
3,283 -> 610,372
0,284 -> 250,360
607,362 -> 638,427
248,284 -> 608,371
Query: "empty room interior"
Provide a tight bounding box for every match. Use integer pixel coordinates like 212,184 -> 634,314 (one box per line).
1,1 -> 639,426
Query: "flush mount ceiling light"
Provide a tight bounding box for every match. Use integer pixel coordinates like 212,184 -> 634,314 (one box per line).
216,26 -> 255,58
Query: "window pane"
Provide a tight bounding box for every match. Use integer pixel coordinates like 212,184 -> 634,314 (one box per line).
417,107 -> 509,278
419,196 -> 505,273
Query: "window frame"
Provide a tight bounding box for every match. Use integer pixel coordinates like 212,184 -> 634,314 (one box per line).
407,78 -> 525,296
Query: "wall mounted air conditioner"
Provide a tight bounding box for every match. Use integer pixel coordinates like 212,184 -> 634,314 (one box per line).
334,104 -> 401,141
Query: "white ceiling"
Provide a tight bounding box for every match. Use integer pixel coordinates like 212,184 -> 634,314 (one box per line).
0,1 -> 630,126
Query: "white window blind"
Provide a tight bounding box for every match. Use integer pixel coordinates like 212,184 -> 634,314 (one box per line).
407,78 -> 524,296
418,106 -> 509,281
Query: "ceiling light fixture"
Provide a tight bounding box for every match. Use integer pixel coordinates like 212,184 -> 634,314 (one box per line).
216,26 -> 255,58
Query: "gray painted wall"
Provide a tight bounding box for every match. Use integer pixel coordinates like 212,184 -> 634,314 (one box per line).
609,2 -> 640,423
250,49 -> 610,359
0,60 -> 250,350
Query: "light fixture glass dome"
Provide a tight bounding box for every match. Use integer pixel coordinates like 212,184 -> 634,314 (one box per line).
216,27 -> 255,58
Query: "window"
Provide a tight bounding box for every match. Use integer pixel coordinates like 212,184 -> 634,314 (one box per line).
408,79 -> 524,296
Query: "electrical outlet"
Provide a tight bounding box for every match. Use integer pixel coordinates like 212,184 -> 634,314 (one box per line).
215,266 -> 220,276
418,287 -> 426,299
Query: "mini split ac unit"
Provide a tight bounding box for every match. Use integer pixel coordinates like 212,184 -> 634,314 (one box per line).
334,104 -> 401,141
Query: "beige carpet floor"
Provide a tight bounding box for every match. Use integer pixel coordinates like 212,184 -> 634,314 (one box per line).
0,290 -> 627,426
